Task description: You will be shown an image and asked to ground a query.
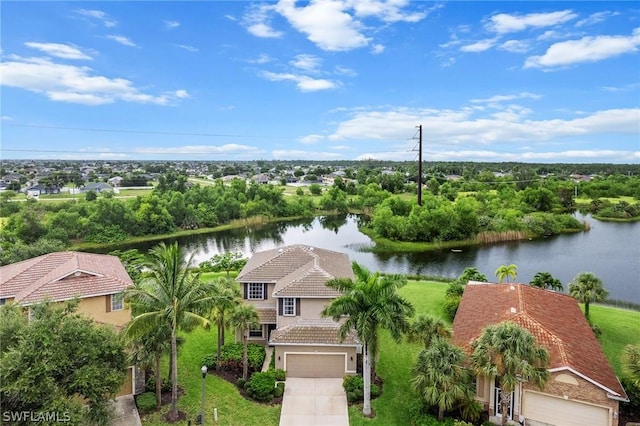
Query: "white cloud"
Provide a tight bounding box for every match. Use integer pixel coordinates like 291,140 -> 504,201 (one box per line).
323,105 -> 639,148
175,44 -> 199,52
335,66 -> 357,77
75,9 -> 117,27
164,20 -> 180,30
371,44 -> 385,54
244,4 -> 283,38
460,38 -> 496,52
24,42 -> 92,60
275,0 -> 370,51
525,28 -> 640,69
299,134 -> 325,144
487,10 -> 577,34
248,54 -> 272,64
107,35 -> 137,47
261,71 -> 340,92
1,115 -> 14,121
471,92 -> 542,104
0,55 -> 187,106
601,82 -> 640,92
576,11 -> 619,27
290,54 -> 322,72
499,40 -> 530,53
136,144 -> 262,155
272,149 -> 343,160
348,0 -> 428,23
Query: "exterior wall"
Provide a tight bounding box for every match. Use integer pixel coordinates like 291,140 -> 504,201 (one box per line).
75,296 -> 131,327
236,324 -> 269,345
274,345 -> 357,374
277,298 -> 331,327
529,371 -> 620,426
243,283 -> 276,307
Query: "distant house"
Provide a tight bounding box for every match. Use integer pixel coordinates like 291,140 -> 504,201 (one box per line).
236,245 -> 360,378
0,251 -> 142,397
252,173 -> 270,184
452,282 -> 628,426
25,184 -> 61,197
81,182 -> 113,193
107,176 -> 123,187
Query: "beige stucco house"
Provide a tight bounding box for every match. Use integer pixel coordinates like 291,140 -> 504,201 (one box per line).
236,244 -> 360,378
0,251 -> 140,397
452,282 -> 628,426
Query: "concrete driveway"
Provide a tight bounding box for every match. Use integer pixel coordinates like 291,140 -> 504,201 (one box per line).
279,378 -> 349,426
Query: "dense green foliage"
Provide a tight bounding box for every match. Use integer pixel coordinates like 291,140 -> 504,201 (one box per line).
343,374 -> 380,403
245,371 -> 276,402
201,343 -> 266,372
0,301 -> 127,426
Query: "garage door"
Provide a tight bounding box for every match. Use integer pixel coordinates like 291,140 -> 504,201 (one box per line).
285,353 -> 346,378
522,391 -> 609,426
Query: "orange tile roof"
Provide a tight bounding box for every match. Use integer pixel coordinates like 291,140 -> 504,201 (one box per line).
452,283 -> 627,400
0,251 -> 134,305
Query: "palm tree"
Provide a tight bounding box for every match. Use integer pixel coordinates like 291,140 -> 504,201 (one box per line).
209,277 -> 241,371
124,242 -> 215,420
622,344 -> 640,387
411,337 -> 476,422
321,262 -> 415,416
568,272 -> 608,320
126,326 -> 171,409
407,314 -> 451,350
229,304 -> 259,381
530,272 -> 563,291
495,264 -> 518,283
471,322 -> 550,426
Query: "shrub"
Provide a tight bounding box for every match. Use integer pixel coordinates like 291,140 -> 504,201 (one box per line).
443,295 -> 461,322
201,353 -> 216,370
246,371 -> 276,402
273,368 -> 286,381
236,378 -> 246,389
136,392 -> 157,412
274,382 -> 285,398
214,343 -> 266,372
343,374 -> 364,394
145,375 -> 171,393
370,383 -> 380,398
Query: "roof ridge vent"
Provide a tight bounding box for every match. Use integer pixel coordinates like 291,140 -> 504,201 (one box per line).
510,285 -> 515,290
510,307 -> 517,314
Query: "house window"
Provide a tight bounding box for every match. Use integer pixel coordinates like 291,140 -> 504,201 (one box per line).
111,293 -> 124,311
249,325 -> 263,338
283,298 -> 295,316
248,283 -> 264,300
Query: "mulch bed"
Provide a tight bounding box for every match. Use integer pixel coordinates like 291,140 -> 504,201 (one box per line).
209,368 -> 283,405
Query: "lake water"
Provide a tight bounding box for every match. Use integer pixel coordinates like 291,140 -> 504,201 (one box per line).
167,214 -> 640,304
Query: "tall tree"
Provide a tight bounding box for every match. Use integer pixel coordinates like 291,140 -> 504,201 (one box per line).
568,272 -> 608,320
126,326 -> 171,409
322,262 -> 415,416
530,272 -> 563,291
411,338 -> 476,422
125,242 -> 215,421
622,344 -> 640,387
495,264 -> 518,283
0,301 -> 126,425
407,314 -> 451,350
209,277 -> 241,370
229,304 -> 259,381
471,322 -> 550,426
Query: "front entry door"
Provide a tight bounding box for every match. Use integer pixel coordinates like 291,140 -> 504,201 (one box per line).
494,387 -> 514,420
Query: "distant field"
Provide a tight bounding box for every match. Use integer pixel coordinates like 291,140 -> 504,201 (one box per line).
575,196 -> 638,205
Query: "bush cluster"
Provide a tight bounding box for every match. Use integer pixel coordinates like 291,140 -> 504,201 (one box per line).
342,374 -> 380,403
135,392 -> 157,412
144,375 -> 171,393
201,342 -> 266,374
245,371 -> 276,402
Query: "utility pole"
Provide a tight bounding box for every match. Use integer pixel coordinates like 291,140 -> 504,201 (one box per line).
417,124 -> 423,206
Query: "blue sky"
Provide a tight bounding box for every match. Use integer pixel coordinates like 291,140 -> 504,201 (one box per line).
1,1 -> 639,163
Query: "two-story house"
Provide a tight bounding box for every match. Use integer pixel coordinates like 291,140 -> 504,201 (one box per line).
0,251 -> 142,397
236,245 -> 360,378
452,282 -> 628,426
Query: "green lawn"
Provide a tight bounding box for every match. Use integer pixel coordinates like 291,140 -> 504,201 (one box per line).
141,281 -> 638,426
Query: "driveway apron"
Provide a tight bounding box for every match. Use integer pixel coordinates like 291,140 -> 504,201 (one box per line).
279,378 -> 349,426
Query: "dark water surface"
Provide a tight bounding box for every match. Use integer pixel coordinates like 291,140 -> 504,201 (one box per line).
123,214 -> 640,304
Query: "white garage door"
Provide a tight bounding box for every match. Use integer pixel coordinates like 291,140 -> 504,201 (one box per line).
523,391 -> 610,426
286,353 -> 346,378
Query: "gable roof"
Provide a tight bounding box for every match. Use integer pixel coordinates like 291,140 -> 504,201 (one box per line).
237,245 -> 354,298
452,283 -> 627,401
0,251 -> 133,305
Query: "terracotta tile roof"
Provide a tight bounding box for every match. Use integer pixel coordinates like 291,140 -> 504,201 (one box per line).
253,304 -> 277,324
0,251 -> 134,305
269,319 -> 360,346
237,245 -> 353,298
452,283 -> 627,400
